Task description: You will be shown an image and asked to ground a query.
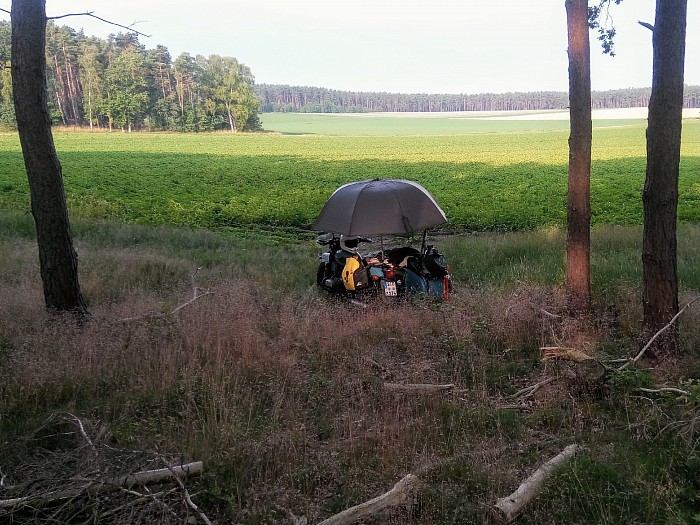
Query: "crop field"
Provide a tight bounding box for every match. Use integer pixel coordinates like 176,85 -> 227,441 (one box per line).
258,110 -> 649,135
0,116 -> 698,234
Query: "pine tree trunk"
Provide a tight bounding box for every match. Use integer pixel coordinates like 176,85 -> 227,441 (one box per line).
642,0 -> 686,353
565,0 -> 592,314
11,0 -> 88,315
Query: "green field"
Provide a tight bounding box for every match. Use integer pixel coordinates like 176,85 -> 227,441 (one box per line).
259,111 -> 649,135
0,116 -> 698,234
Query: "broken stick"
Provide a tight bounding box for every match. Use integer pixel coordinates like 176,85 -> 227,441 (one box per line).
494,444 -> 581,522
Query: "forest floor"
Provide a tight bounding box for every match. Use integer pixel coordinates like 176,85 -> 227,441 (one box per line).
1,215 -> 699,524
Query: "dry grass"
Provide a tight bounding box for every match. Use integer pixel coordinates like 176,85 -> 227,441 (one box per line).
2,223 -> 700,524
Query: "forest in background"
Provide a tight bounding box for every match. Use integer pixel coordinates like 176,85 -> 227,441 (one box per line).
1,20 -> 699,131
255,83 -> 700,113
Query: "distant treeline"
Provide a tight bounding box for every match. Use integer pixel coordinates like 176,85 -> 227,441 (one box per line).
255,84 -> 700,113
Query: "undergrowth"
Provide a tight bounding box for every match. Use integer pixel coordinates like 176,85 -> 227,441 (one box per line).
1,214 -> 699,524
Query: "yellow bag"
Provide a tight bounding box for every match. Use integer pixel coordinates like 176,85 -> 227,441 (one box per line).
342,256 -> 368,291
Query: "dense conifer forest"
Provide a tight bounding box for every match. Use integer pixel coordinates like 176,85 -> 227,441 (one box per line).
0,21 -> 262,132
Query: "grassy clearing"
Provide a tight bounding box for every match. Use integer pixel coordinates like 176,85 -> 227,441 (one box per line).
0,120 -> 698,232
1,213 -> 700,523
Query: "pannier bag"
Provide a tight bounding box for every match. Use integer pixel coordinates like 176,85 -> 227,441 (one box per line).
342,255 -> 369,291
405,249 -> 450,300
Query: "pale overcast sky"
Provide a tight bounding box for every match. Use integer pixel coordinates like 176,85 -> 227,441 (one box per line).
3,1 -> 699,94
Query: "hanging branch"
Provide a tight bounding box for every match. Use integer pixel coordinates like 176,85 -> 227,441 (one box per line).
1,7 -> 152,37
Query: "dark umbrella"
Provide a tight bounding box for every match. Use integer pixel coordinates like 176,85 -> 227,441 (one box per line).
312,179 -> 446,236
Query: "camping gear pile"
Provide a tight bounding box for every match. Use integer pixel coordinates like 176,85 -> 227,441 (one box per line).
313,179 -> 452,300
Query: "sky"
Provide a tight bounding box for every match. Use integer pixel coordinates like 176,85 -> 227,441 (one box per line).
2,0 -> 699,95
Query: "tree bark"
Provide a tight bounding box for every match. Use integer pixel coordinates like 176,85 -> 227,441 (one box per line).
642,0 -> 687,353
565,0 -> 592,314
11,0 -> 88,314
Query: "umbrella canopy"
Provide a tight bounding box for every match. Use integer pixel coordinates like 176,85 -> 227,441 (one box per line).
312,179 -> 447,236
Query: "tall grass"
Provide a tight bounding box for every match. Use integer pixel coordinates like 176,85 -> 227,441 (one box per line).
2,213 -> 700,523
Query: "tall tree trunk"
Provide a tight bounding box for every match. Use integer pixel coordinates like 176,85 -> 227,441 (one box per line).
642,0 -> 687,353
565,0 -> 592,313
11,0 -> 88,315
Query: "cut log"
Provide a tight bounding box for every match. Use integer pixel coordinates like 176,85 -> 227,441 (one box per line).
317,474 -> 418,525
494,444 -> 581,522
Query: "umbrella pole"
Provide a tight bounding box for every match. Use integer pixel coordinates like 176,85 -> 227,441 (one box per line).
421,230 -> 427,255
380,235 -> 384,260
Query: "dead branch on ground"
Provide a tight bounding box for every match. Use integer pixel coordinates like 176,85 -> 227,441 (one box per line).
0,414 -> 204,524
494,444 -> 582,522
119,267 -> 213,321
317,474 -> 419,525
635,386 -> 690,397
618,296 -> 700,371
510,377 -> 557,400
384,382 -> 458,394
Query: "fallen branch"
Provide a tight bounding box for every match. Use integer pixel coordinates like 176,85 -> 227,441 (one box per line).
510,377 -> 556,400
619,296 -> 700,370
97,487 -> 179,521
66,413 -> 97,456
635,387 -> 690,397
540,309 -> 562,319
494,444 -> 582,522
384,382 -> 456,393
0,461 -> 203,510
317,474 -> 418,525
163,461 -> 212,525
120,267 -> 212,321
